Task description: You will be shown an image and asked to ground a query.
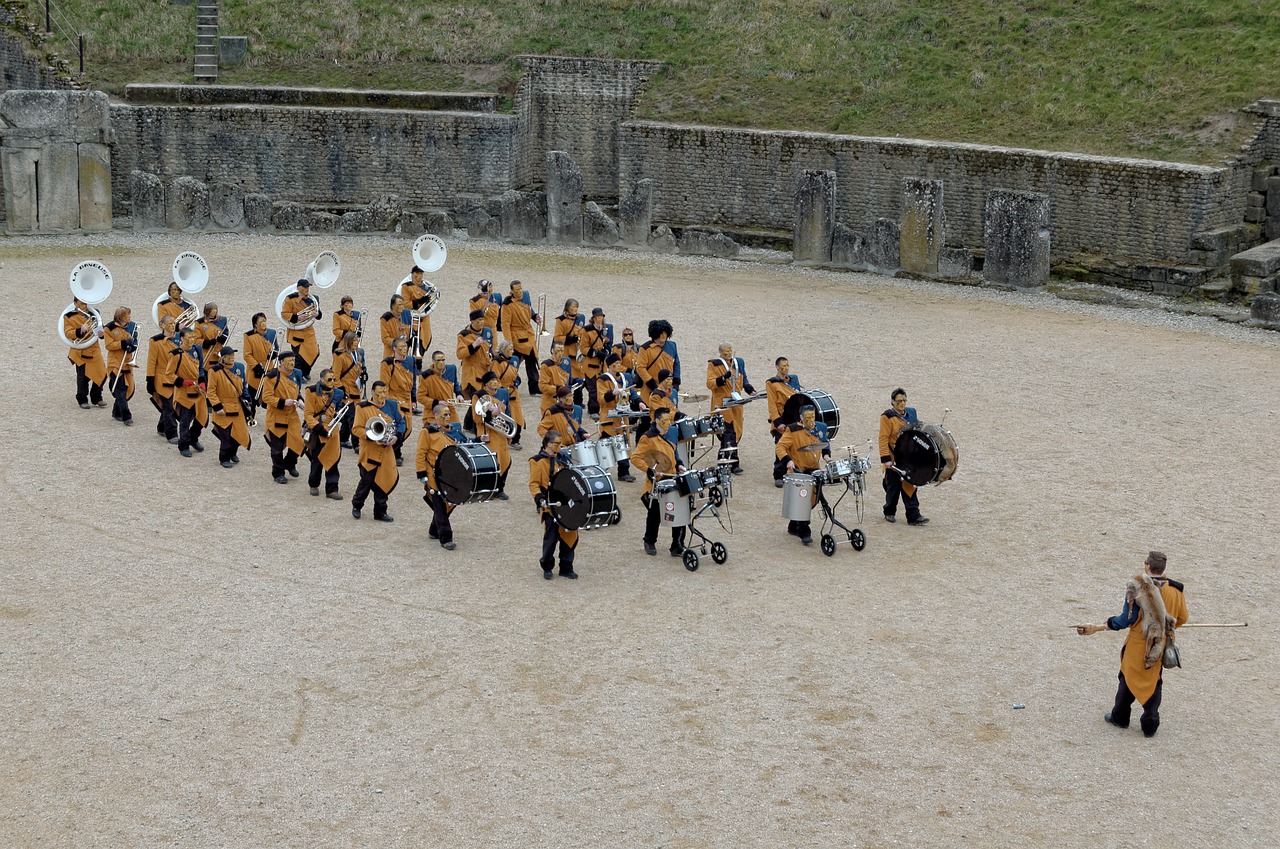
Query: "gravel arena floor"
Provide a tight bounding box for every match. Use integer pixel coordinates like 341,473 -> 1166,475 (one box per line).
2,232 -> 1277,848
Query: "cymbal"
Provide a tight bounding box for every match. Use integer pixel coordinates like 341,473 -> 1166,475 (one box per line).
679,393 -> 710,403
797,441 -> 830,453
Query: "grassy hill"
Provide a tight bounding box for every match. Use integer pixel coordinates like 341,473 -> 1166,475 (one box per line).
24,0 -> 1280,164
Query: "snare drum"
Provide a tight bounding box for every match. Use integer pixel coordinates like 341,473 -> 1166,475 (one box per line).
593,437 -> 619,469
781,473 -> 817,521
674,469 -> 703,497
894,423 -> 960,487
824,457 -> 855,482
670,418 -> 699,442
551,465 -> 617,530
693,415 -> 722,436
605,433 -> 630,462
567,440 -> 601,468
435,443 -> 500,505
655,478 -> 691,527
782,389 -> 841,439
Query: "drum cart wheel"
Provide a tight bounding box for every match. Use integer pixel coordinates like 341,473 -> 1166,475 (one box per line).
682,549 -> 700,571
850,529 -> 866,551
708,485 -> 724,507
610,508 -> 622,525
820,534 -> 836,557
710,541 -> 728,564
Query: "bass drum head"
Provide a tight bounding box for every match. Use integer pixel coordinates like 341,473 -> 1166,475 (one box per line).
782,389 -> 841,439
436,442 -> 500,505
551,465 -> 617,531
894,425 -> 942,487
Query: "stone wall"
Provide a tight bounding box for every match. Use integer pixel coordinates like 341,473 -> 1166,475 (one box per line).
124,83 -> 499,113
512,55 -> 662,198
109,103 -> 515,214
619,121 -> 1239,266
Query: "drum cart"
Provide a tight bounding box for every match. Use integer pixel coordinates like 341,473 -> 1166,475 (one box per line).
813,454 -> 871,557
656,467 -> 732,571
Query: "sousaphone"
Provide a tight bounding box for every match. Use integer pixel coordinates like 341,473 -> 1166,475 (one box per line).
152,251 -> 209,328
396,234 -> 445,316
58,260 -> 113,349
277,251 -> 340,330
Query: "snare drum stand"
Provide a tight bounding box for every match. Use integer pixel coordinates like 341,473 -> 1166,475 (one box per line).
813,473 -> 868,556
679,472 -> 732,571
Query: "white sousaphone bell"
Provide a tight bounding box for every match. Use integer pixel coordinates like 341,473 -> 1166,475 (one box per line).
276,250 -> 340,331
151,251 -> 210,329
58,260 -> 114,349
396,234 -> 446,317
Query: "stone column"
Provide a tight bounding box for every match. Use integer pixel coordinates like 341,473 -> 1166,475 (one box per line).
619,178 -> 653,247
545,150 -> 583,245
0,90 -> 113,234
984,189 -> 1051,289
793,170 -> 836,263
900,178 -> 944,274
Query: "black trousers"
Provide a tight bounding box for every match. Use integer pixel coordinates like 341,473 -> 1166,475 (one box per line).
352,464 -> 390,517
786,518 -> 813,538
75,364 -> 103,405
719,425 -> 741,471
643,494 -> 687,551
265,431 -> 298,478
110,373 -> 132,422
540,514 -> 576,571
308,457 -> 340,493
584,376 -> 600,415
426,490 -> 454,544
882,468 -> 921,522
156,396 -> 177,437
176,403 -> 203,450
510,424 -> 523,447
212,423 -> 240,462
1111,648 -> 1164,736
292,344 -> 316,380
520,349 -> 540,392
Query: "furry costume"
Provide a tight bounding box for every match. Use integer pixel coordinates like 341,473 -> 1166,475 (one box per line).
1126,574 -> 1176,669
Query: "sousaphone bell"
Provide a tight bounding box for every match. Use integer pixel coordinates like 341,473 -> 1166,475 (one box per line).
58,260 -> 113,349
152,251 -> 209,328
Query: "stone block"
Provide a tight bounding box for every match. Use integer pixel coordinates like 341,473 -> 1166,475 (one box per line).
0,90 -> 110,140
648,224 -> 677,254
39,141 -> 80,232
1268,219 -> 1280,242
131,171 -> 166,231
679,229 -> 739,258
210,182 -> 245,229
939,247 -> 977,279
1246,207 -> 1266,224
868,218 -> 900,271
1268,177 -> 1280,217
899,178 -> 944,274
306,211 -> 340,233
1250,292 -> 1280,329
1229,240 -> 1280,282
983,189 -> 1051,289
1,148 -> 38,233
367,194 -> 403,230
219,36 -> 248,66
271,202 -> 309,232
165,176 -> 210,230
1252,166 -> 1273,192
545,151 -> 583,245
243,193 -> 272,229
831,224 -> 868,266
468,214 -> 501,240
618,179 -> 653,247
77,143 -> 111,232
500,190 -> 547,242
395,211 -> 426,237
340,208 -> 376,233
793,170 -> 836,263
423,211 -> 453,238
582,202 -> 619,246
456,205 -> 490,231
1246,192 -> 1266,209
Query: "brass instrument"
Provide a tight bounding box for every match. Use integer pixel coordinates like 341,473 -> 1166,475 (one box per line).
474,396 -> 518,439
325,401 -> 350,437
58,260 -> 112,349
151,252 -> 209,330
364,413 -> 397,446
534,293 -> 549,357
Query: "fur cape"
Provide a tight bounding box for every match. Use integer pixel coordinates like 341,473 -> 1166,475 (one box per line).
1126,574 -> 1176,669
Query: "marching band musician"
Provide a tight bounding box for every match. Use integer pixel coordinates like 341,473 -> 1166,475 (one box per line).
194,303 -> 229,364
332,295 -> 360,355
538,385 -> 589,447
611,326 -> 640,381
166,325 -> 208,458
282,279 -> 321,380
538,339 -> 570,415
644,369 -> 680,436
636,319 -> 679,408
599,353 -> 639,482
103,306 -> 138,425
416,402 -> 458,550
553,298 -> 586,408
706,343 -> 756,476
206,345 -> 251,468
381,294 -> 409,361
529,431 -> 579,580
456,309 -> 492,399
380,336 -> 417,465
474,371 -> 513,500
766,357 -> 802,486
420,350 -> 464,434
401,265 -> 433,358
156,281 -> 195,330
63,296 -> 107,409
147,314 -> 179,442
632,406 -> 687,558
777,405 -> 830,546
243,313 -> 275,412
500,280 -> 541,392
580,308 -> 613,419
879,387 -> 928,526
351,380 -> 398,522
468,280 -> 501,337
491,340 -> 526,450
261,349 -> 305,484
332,330 -> 364,446
303,369 -> 345,499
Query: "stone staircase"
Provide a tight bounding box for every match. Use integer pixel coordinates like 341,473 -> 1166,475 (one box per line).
194,1 -> 218,84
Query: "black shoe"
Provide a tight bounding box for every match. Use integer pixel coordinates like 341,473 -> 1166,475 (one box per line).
669,547 -> 683,557
442,541 -> 456,550
230,455 -> 240,464
543,570 -> 554,580
884,513 -> 897,523
92,399 -> 107,407
428,530 -> 439,540
375,514 -> 394,522
774,479 -> 784,488
167,437 -> 179,444
511,442 -> 523,451
644,542 -> 657,556
112,413 -> 123,422
1104,712 -> 1129,729
78,402 -> 91,409
122,419 -> 133,426
559,569 -> 578,579
191,441 -> 204,452
310,486 -> 320,496
787,526 -> 801,537
496,491 -> 509,501
730,466 -> 744,475
908,517 -> 930,526
287,467 -> 299,477
179,448 -> 193,458
619,474 -> 637,483
352,507 -> 361,519
395,456 -> 403,467
1142,727 -> 1158,738
221,460 -> 234,469
327,492 -> 342,500
801,535 -> 813,545
274,475 -> 287,484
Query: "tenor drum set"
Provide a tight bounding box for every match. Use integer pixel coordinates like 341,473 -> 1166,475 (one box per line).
782,448 -> 872,556
654,462 -> 735,571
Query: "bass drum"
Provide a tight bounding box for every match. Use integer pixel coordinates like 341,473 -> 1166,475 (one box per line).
894,423 -> 959,487
435,443 -> 500,505
551,465 -> 617,531
782,389 -> 841,439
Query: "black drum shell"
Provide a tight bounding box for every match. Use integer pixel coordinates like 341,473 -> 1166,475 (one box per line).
893,426 -> 942,487
781,389 -> 840,439
550,465 -> 617,531
435,443 -> 500,505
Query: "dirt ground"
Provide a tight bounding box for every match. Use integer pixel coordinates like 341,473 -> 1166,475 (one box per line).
2,232 -> 1277,848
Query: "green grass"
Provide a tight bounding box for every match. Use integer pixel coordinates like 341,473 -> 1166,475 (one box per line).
18,0 -> 1280,163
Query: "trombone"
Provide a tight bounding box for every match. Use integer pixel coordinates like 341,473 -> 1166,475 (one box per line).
324,400 -> 350,437
534,293 -> 549,357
